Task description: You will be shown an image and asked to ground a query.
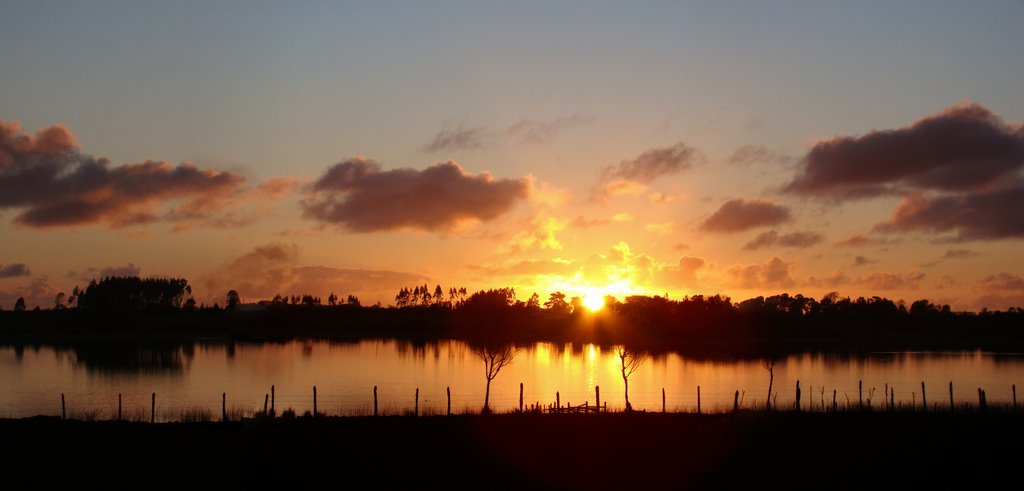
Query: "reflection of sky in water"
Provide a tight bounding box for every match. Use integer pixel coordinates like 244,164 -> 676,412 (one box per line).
1,341 -> 1022,419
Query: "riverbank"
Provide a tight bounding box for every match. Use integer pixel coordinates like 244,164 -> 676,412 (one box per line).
3,411 -> 1018,488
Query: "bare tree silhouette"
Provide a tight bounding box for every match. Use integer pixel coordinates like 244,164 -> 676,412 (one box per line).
763,356 -> 776,410
472,343 -> 520,414
617,346 -> 648,411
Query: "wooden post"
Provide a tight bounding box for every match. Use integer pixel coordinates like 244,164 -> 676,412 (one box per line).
151,392 -> 155,423
1014,384 -> 1017,412
890,389 -> 894,411
271,384 -> 275,413
373,385 -> 378,416
61,393 -> 66,421
858,380 -> 863,409
978,388 -> 986,411
415,388 -> 419,416
595,386 -> 600,413
519,383 -> 524,413
734,390 -> 739,413
697,386 -> 701,414
949,382 -> 954,412
832,389 -> 837,412
921,382 -> 927,412
222,392 -> 227,422
795,380 -> 801,412
447,386 -> 452,416
556,391 -> 560,409
264,394 -> 269,415
313,386 -> 318,417
662,388 -> 666,413
118,393 -> 122,421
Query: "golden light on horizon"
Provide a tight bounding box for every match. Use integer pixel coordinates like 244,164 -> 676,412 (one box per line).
582,293 -> 604,311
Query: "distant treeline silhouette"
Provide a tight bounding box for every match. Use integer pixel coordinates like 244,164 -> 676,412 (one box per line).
2,276 -> 1023,354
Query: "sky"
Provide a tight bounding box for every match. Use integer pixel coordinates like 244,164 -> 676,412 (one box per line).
2,1 -> 1024,310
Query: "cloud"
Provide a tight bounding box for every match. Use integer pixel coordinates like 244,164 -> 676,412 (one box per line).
479,258 -> 576,277
499,212 -> 566,254
568,212 -> 633,229
785,102 -> 1024,199
647,191 -> 689,204
856,271 -> 926,290
852,255 -> 876,267
979,272 -> 1024,291
203,243 -> 430,305
741,230 -> 824,251
873,186 -> 1024,241
0,119 -> 284,230
664,256 -> 706,286
0,263 -> 30,278
69,263 -> 142,282
505,114 -> 594,144
726,256 -> 797,290
301,157 -> 530,232
835,233 -> 900,248
421,124 -> 488,153
699,199 -> 792,233
0,278 -> 62,309
727,145 -> 790,167
592,143 -> 700,202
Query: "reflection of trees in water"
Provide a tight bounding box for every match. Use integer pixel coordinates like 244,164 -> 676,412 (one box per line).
66,343 -> 194,374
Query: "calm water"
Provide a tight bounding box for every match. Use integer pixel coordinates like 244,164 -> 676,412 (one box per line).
2,340 -> 1022,419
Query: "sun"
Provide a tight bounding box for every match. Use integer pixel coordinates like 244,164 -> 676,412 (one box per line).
582,293 -> 604,311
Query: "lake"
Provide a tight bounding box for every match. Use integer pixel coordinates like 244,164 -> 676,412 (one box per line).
1,339 -> 1022,419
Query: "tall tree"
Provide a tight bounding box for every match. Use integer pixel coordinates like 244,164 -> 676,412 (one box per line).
617,347 -> 648,412
472,343 -> 520,414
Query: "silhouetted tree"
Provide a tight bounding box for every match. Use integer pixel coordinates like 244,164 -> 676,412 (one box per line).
53,292 -> 66,310
763,356 -> 776,410
526,293 -> 540,310
328,292 -> 338,306
346,294 -> 360,307
616,347 -> 648,411
14,297 -> 26,312
226,290 -> 241,311
544,292 -> 569,314
76,276 -> 191,312
472,343 -> 520,414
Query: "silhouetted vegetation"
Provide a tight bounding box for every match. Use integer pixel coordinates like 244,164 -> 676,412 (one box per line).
3,276 -> 1024,355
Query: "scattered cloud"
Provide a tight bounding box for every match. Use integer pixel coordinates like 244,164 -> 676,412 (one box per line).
835,233 -> 899,248
0,119 -> 289,230
499,212 -> 566,254
741,230 -> 824,251
979,272 -> 1024,291
699,199 -> 792,233
525,176 -> 573,207
645,222 -> 674,234
727,145 -> 790,167
856,271 -> 926,290
726,256 -> 797,290
505,114 -> 594,144
421,124 -> 488,153
301,157 -> 529,232
785,102 -> 1024,199
0,278 -> 62,309
873,187 -> 1024,241
68,263 -> 142,282
592,142 -> 700,202
203,243 -> 430,305
647,191 -> 689,204
0,263 -> 30,278
852,255 -> 876,267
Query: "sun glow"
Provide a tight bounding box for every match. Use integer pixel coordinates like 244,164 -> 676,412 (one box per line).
582,293 -> 605,311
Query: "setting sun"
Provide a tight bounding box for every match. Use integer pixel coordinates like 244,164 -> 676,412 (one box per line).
582,293 -> 604,311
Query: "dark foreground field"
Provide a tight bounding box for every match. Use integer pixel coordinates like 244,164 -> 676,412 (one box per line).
2,412 -> 1020,489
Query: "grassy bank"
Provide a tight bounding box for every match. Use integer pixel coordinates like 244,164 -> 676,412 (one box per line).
4,412 -> 1019,488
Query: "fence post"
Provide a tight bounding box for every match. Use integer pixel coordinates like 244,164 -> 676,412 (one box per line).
858,380 -> 863,409
734,390 -> 739,413
415,388 -> 419,416
61,393 -> 66,421
697,386 -> 701,414
890,389 -> 894,411
796,380 -> 801,412
921,382 -> 927,412
374,385 -> 378,416
1014,384 -> 1018,412
832,390 -> 837,412
151,392 -> 155,423
313,386 -> 318,417
448,386 -> 452,416
978,388 -> 987,411
661,388 -> 666,413
118,393 -> 122,421
556,391 -> 560,410
519,383 -> 524,413
949,382 -> 954,412
222,392 -> 227,422
595,386 -> 600,413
